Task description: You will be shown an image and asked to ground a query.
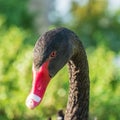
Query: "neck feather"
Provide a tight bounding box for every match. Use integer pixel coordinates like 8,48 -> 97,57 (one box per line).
65,40 -> 90,120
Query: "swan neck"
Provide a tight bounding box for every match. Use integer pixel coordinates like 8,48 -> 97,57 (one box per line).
65,43 -> 90,120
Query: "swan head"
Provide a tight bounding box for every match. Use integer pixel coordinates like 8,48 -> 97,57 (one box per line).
26,28 -> 73,109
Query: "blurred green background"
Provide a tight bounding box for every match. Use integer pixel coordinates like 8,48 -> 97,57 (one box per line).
0,0 -> 120,120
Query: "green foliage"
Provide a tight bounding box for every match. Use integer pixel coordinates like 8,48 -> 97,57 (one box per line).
70,0 -> 120,52
0,18 -> 32,119
0,0 -> 33,29
0,14 -> 68,120
88,46 -> 120,120
0,0 -> 120,120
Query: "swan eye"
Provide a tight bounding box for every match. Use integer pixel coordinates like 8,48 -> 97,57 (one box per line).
50,51 -> 56,58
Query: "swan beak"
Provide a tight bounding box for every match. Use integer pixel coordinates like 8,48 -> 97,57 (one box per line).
26,61 -> 51,109
26,93 -> 41,109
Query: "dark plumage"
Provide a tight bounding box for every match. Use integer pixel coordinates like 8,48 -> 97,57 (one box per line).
27,27 -> 90,120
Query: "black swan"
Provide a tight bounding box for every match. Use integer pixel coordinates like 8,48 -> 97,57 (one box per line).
26,27 -> 90,120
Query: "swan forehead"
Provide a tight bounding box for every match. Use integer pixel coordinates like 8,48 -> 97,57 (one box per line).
33,28 -> 73,70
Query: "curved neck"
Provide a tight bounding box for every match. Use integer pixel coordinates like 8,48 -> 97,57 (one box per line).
65,40 -> 90,120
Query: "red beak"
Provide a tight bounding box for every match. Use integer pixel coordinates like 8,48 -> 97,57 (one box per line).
26,61 -> 51,109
